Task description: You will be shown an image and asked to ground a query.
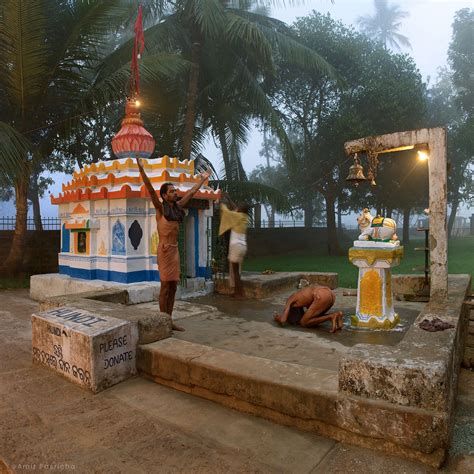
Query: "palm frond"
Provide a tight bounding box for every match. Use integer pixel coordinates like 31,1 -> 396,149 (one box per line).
94,14 -> 184,84
228,10 -> 339,82
234,60 -> 296,168
225,13 -> 273,65
389,32 -> 412,50
85,53 -> 190,107
357,0 -> 411,50
211,179 -> 291,212
0,122 -> 33,181
194,153 -> 219,179
192,0 -> 226,38
0,0 -> 54,115
64,0 -> 135,58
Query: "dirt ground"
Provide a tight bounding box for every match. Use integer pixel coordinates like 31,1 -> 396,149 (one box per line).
1,289 -> 473,473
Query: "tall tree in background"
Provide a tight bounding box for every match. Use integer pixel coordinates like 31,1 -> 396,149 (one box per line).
177,1 -> 336,168
427,9 -> 473,237
447,8 -> 474,236
100,1 -> 336,174
357,0 -> 411,51
270,13 -> 424,254
0,0 -> 138,274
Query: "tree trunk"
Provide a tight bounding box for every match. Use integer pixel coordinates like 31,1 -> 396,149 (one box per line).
269,206 -> 275,228
337,200 -> 342,230
448,193 -> 460,238
181,34 -> 201,161
325,192 -> 341,256
217,127 -> 232,178
30,180 -> 43,231
303,199 -> 314,228
402,207 -> 411,244
254,204 -> 261,229
4,173 -> 30,275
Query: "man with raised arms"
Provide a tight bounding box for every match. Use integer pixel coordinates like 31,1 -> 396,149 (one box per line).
136,158 -> 210,331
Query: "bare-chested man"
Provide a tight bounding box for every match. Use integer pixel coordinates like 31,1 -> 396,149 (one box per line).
274,285 -> 343,332
136,157 -> 210,331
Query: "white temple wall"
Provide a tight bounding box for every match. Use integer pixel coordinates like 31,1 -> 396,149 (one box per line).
185,211 -> 196,277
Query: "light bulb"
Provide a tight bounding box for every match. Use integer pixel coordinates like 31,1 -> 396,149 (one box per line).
417,150 -> 429,161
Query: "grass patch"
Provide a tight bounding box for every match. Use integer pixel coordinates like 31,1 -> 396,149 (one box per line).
244,236 -> 474,288
0,276 -> 30,289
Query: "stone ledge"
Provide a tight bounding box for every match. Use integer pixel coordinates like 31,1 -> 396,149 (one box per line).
392,274 -> 429,299
137,338 -> 447,467
339,275 -> 471,414
30,273 -> 213,303
39,289 -> 172,344
215,271 -> 338,298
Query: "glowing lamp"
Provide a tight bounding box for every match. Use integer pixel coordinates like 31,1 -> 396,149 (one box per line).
417,150 -> 429,161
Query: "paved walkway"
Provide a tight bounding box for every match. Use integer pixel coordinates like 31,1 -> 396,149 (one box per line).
1,289 -> 473,473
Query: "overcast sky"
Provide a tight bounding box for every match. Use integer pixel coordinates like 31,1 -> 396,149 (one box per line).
33,0 -> 472,218
204,0 -> 472,176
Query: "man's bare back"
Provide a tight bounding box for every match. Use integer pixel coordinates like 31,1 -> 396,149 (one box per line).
274,285 -> 343,332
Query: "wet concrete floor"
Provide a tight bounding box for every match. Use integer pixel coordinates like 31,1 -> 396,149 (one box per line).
144,288 -> 426,372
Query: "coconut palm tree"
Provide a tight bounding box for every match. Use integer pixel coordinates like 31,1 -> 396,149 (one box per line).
0,0 -> 184,274
357,0 -> 411,51
1,0 -> 335,273
101,1 -> 337,172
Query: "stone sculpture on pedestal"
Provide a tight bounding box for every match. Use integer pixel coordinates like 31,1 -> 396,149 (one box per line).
349,209 -> 404,329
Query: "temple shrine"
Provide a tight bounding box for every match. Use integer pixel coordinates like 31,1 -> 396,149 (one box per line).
51,101 -> 220,284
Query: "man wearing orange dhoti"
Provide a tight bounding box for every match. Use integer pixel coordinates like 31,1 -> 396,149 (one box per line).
137,158 -> 210,331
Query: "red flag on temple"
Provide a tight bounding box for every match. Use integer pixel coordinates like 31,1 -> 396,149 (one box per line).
112,5 -> 155,160
131,5 -> 145,97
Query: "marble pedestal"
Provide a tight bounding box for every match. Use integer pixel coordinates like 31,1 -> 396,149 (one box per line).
348,241 -> 404,329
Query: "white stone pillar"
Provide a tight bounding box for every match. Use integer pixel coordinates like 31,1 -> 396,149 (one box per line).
428,128 -> 448,301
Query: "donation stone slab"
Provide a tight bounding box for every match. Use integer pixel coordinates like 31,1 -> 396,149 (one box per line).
32,306 -> 138,392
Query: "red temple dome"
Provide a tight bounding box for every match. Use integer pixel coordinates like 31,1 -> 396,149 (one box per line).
111,100 -> 155,159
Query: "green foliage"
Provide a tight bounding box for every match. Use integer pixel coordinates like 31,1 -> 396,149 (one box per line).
449,8 -> 474,115
0,123 -> 32,181
267,12 -> 426,230
427,9 -> 474,228
0,0 -> 138,182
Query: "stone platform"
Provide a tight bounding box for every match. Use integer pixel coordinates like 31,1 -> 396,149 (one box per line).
30,273 -> 213,303
39,288 -> 172,344
136,275 -> 471,467
31,271 -> 471,466
214,271 -> 338,298
215,270 -> 429,301
6,288 -> 474,472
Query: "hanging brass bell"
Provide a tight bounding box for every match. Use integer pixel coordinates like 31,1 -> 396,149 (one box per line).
346,154 -> 367,186
366,169 -> 376,186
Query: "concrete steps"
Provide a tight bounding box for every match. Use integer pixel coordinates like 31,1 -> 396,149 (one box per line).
136,338 -> 448,468
137,338 -> 339,422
